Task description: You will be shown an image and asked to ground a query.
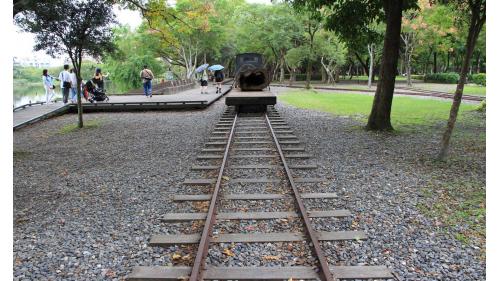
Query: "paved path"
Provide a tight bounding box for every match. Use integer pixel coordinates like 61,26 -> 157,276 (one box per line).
14,85 -> 230,130
108,85 -> 229,103
13,103 -> 67,128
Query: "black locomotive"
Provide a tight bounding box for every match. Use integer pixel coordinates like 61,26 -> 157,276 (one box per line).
234,53 -> 270,91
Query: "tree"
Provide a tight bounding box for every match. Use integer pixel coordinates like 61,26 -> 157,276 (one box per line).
104,26 -> 165,92
13,0 -> 58,18
437,0 -> 486,160
315,31 -> 347,84
15,0 -> 116,128
289,0 -> 418,130
285,47 -> 307,85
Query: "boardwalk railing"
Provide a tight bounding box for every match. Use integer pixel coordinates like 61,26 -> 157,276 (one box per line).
123,79 -> 196,95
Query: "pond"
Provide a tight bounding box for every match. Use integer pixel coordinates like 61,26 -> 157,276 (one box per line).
13,81 -> 63,108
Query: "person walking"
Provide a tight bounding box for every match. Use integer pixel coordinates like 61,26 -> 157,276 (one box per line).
214,70 -> 224,93
58,64 -> 72,104
69,68 -> 78,103
140,65 -> 154,98
200,69 -> 208,94
42,69 -> 56,104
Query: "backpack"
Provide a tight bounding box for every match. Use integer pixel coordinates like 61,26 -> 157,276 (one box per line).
215,70 -> 224,80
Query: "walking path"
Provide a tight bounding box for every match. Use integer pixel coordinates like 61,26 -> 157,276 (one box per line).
13,85 -> 230,130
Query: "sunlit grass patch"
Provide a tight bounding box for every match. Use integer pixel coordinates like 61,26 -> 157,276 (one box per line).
279,90 -> 476,128
58,119 -> 102,134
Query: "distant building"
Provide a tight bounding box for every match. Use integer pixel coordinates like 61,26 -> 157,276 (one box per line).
13,56 -> 55,68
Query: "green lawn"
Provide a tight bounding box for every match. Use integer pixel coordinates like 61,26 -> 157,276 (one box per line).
461,85 -> 486,96
279,90 -> 476,127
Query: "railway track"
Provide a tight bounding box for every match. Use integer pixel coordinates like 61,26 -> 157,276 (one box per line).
270,83 -> 484,102
128,106 -> 396,280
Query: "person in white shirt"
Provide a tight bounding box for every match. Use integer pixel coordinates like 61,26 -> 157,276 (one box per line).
69,68 -> 78,103
58,64 -> 72,104
42,69 -> 56,104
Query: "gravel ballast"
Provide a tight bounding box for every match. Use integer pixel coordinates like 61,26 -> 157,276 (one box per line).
14,102 -> 225,280
14,91 -> 485,280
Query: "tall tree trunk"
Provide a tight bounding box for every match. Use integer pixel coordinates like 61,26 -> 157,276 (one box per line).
445,51 -> 450,72
367,43 -> 375,88
433,51 -> 437,73
279,59 -> 285,83
438,2 -> 485,160
366,0 -> 403,130
476,53 -> 481,73
306,58 -> 312,89
354,52 -> 370,78
321,67 -> 327,83
289,69 -> 296,86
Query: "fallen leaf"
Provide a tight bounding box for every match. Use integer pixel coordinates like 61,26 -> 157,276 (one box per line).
172,253 -> 182,260
262,255 -> 280,261
182,254 -> 191,261
223,248 -> 235,257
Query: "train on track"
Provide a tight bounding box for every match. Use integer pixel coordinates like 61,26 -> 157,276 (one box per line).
226,53 -> 277,113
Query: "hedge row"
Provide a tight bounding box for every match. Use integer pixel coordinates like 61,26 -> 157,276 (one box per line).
469,73 -> 486,86
424,72 -> 460,84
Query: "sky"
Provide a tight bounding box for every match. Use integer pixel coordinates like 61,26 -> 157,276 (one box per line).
13,0 -> 272,65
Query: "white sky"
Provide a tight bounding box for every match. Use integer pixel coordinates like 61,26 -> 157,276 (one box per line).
13,0 -> 272,64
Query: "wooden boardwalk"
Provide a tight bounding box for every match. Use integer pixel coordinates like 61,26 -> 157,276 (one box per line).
13,85 -> 231,130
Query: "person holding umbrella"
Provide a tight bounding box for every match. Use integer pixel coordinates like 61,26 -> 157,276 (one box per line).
195,64 -> 209,94
208,65 -> 224,94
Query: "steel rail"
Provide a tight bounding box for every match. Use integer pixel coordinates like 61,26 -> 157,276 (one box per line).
189,113 -> 238,281
265,113 -> 335,281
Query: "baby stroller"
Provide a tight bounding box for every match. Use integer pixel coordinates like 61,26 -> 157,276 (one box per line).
83,80 -> 109,103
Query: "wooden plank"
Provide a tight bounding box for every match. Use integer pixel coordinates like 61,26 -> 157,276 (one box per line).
279,140 -> 301,144
231,155 -> 277,158
330,266 -> 394,279
210,137 -> 228,140
233,148 -> 273,151
128,266 -> 394,280
150,234 -> 200,245
212,233 -> 304,243
274,130 -> 293,134
236,126 -> 267,129
191,165 -> 219,170
172,194 -> 211,201
289,164 -> 317,169
212,132 -> 228,135
282,147 -> 305,151
235,136 -> 270,139
229,165 -> 281,169
318,231 -> 367,241
205,142 -> 227,145
128,266 -> 192,281
285,154 -> 311,158
235,131 -> 268,134
309,210 -> 351,217
161,213 -> 206,222
230,178 -> 281,183
277,135 -> 297,139
294,177 -> 327,183
202,148 -> 225,152
234,141 -> 273,144
172,193 -> 294,201
182,179 -> 215,185
197,155 -> 223,159
301,192 -> 337,199
204,267 -> 317,280
224,193 -> 290,200
150,231 -> 365,245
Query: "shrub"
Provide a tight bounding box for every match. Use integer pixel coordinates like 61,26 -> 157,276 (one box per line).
469,73 -> 486,86
411,74 -> 424,80
424,72 -> 460,84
